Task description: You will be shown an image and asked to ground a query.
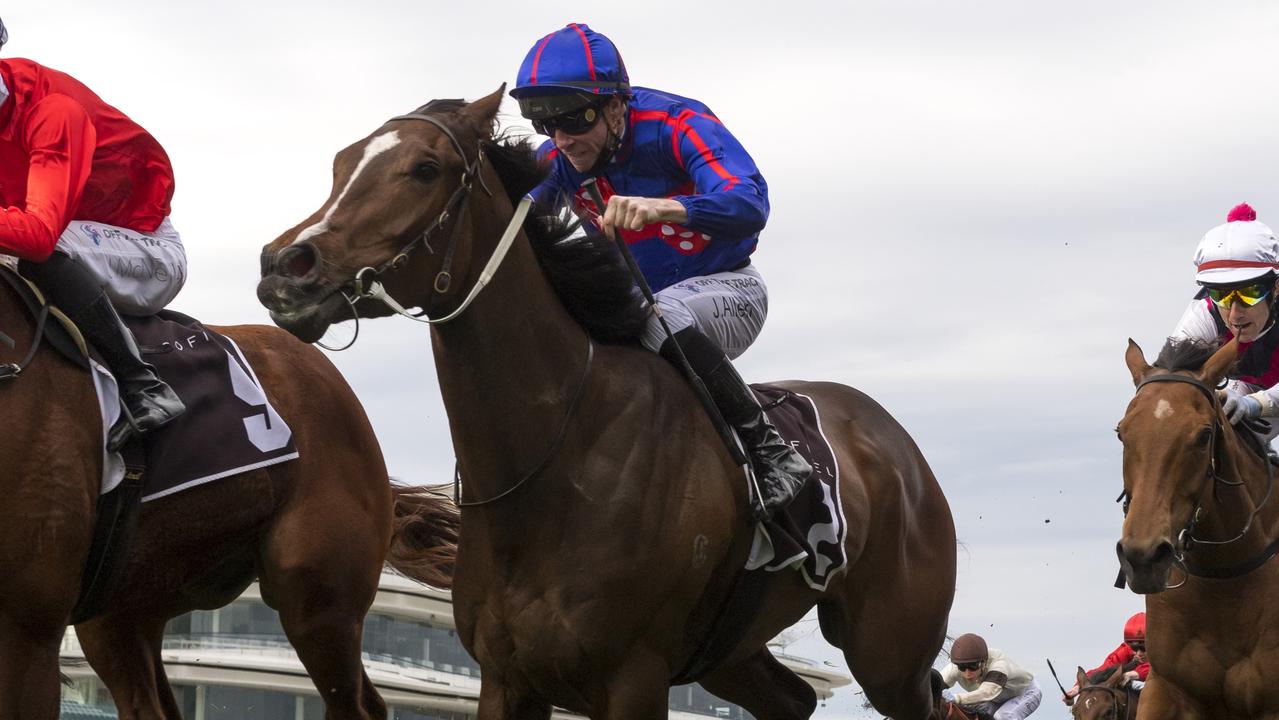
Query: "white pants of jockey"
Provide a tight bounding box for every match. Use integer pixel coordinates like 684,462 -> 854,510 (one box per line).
55,218 -> 187,316
963,679 -> 1043,720
639,263 -> 767,359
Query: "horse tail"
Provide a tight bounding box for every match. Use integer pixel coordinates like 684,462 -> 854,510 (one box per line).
387,483 -> 460,590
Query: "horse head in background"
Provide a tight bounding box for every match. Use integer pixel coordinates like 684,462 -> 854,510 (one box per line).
1071,666 -> 1137,720
259,87 -> 959,720
1117,338 -> 1279,718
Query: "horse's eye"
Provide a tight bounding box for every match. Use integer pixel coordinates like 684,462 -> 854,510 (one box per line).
411,162 -> 440,183
1194,427 -> 1213,446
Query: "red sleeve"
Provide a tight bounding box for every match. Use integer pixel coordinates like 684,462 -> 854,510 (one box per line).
1136,661 -> 1149,680
0,93 -> 96,261
1087,643 -> 1132,676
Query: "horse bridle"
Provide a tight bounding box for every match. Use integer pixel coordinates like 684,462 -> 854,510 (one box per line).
1124,373 -> 1278,581
309,112 -> 531,350
303,111 -> 592,508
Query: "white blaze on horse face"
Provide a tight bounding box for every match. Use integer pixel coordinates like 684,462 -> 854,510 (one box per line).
1154,399 -> 1174,420
293,130 -> 402,245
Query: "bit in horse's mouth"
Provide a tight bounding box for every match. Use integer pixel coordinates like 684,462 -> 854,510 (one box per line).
257,277 -> 350,343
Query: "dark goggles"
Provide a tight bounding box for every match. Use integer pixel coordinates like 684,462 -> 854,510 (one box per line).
956,662 -> 982,672
531,103 -> 604,137
1127,641 -> 1146,652
1205,280 -> 1272,309
518,92 -> 607,137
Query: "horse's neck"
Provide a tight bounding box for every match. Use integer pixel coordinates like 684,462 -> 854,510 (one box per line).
1196,431 -> 1279,562
430,192 -> 589,502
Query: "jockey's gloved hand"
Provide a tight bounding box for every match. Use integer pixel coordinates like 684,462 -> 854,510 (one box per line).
1220,387 -> 1278,425
1221,388 -> 1262,425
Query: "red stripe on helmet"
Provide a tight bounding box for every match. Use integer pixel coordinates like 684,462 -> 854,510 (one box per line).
568,23 -> 598,83
529,32 -> 556,86
1197,260 -> 1279,271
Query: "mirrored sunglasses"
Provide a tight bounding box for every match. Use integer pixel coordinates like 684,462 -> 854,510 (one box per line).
1206,281 -> 1272,308
533,104 -> 604,137
956,662 -> 982,671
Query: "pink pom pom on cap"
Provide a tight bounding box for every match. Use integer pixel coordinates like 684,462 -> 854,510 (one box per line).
1228,203 -> 1257,222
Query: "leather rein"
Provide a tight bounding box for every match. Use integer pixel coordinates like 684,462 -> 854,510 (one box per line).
1124,373 -> 1278,581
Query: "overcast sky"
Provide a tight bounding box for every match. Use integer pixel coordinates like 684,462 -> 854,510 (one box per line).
15,2 -> 1279,718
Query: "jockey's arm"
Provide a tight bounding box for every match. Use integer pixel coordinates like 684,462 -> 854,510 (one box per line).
954,674 -> 1007,705
0,93 -> 95,262
664,110 -> 768,240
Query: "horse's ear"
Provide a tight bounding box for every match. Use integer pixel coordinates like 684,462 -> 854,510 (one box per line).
1076,666 -> 1088,687
1200,337 -> 1240,386
1103,667 -> 1125,687
457,85 -> 506,139
1125,339 -> 1151,386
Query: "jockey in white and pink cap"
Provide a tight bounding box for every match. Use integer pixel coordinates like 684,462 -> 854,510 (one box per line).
1173,203 -> 1279,427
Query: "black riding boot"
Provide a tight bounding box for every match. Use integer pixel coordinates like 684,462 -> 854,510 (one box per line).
20,252 -> 185,450
661,327 -> 812,520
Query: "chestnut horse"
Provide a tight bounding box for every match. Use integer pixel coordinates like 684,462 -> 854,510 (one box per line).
1117,338 -> 1279,719
1070,666 -> 1139,720
0,274 -> 459,720
258,88 -> 957,720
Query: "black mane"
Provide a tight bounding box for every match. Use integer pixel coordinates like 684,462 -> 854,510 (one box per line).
481,133 -> 647,344
1153,337 -> 1220,372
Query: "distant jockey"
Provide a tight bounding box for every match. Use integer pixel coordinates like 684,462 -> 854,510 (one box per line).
1172,203 -> 1279,440
1062,612 -> 1149,705
0,16 -> 186,449
511,23 -> 810,520
939,633 -> 1042,719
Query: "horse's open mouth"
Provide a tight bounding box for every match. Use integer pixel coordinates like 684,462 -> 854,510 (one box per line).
256,277 -> 349,344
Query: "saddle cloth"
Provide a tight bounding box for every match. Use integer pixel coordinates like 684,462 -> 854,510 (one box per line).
746,384 -> 848,591
96,310 -> 300,501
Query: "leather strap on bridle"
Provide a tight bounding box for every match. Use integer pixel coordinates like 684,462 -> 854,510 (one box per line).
315,112 -> 530,351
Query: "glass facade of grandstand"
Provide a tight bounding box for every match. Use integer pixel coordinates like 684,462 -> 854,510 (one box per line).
60,574 -> 848,719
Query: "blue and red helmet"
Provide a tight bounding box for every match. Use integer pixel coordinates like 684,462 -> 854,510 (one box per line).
511,23 -> 630,120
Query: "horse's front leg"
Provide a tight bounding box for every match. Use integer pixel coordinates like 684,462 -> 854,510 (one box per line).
1136,673 -> 1203,720
475,677 -> 551,720
600,653 -> 671,720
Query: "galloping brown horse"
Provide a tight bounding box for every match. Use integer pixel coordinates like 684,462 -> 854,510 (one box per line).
0,274 -> 458,720
258,88 -> 957,720
1118,338 -> 1279,719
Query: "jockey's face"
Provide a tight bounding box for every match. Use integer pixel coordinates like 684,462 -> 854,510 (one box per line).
957,661 -> 983,680
1216,279 -> 1277,343
549,96 -> 626,173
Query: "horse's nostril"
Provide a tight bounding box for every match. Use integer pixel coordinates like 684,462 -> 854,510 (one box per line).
1151,541 -> 1175,566
277,244 -> 320,281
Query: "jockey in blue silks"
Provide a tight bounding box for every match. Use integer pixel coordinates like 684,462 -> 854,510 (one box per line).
511,23 -> 811,520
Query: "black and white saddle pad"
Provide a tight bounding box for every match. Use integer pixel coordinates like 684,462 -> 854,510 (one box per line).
746,384 -> 848,591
